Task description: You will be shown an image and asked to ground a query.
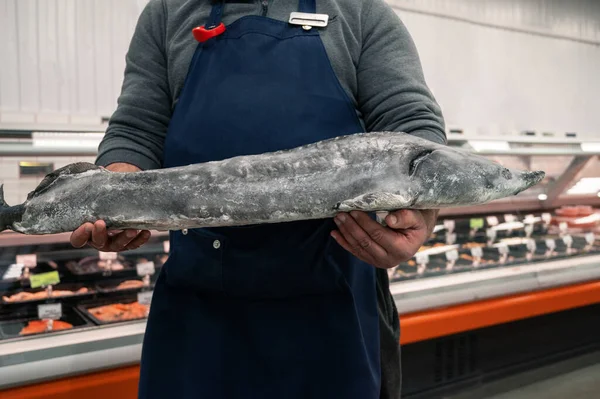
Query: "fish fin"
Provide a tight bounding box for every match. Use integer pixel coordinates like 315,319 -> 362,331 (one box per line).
0,184 -> 8,208
27,162 -> 101,201
334,192 -> 414,212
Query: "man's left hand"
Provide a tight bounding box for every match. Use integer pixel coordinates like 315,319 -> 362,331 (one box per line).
331,209 -> 438,269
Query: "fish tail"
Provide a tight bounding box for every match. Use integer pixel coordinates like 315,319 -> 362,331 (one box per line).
0,185 -> 24,232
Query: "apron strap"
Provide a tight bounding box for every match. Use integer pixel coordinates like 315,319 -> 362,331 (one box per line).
207,0 -> 225,29
298,0 -> 316,14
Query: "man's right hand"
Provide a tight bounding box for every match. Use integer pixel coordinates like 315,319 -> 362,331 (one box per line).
69,163 -> 151,252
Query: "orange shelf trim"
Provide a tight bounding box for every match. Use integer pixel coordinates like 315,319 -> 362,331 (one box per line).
399,280 -> 600,345
1,365 -> 140,399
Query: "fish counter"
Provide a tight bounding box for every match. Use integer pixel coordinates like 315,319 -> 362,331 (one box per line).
1,206 -> 600,396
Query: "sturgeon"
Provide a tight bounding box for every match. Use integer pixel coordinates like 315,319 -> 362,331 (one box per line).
0,132 -> 544,235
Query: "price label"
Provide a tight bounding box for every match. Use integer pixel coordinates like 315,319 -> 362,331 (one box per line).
16,254 -> 37,268
163,241 -> 170,253
136,261 -> 155,277
585,233 -> 596,245
445,249 -> 459,261
504,214 -> 517,223
470,247 -> 483,258
486,216 -> 499,226
470,218 -> 484,230
137,291 -> 154,305
415,252 -> 429,264
541,213 -> 552,224
446,232 -> 457,245
486,228 -> 497,241
497,243 -> 509,255
559,222 -> 568,233
30,271 -> 60,289
527,239 -> 537,252
99,251 -> 118,260
562,235 -> 573,246
545,239 -> 556,250
524,224 -> 534,237
3,264 -> 24,280
38,303 -> 62,320
444,220 -> 456,232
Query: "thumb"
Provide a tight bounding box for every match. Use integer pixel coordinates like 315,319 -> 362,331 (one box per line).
386,210 -> 423,230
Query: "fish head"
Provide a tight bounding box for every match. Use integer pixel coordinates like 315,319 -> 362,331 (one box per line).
406,144 -> 545,208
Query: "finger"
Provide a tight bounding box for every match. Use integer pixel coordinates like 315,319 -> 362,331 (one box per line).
91,220 -> 108,249
386,209 -> 425,231
387,210 -> 434,260
70,223 -> 94,248
349,210 -> 417,263
331,230 -> 378,265
125,230 -> 152,250
349,211 -> 399,247
334,213 -> 388,261
107,229 -> 138,252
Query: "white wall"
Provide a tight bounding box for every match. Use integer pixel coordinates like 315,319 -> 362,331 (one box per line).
0,0 -> 146,127
394,9 -> 600,136
388,0 -> 600,44
0,0 -> 599,138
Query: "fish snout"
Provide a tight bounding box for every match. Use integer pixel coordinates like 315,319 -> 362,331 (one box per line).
512,170 -> 545,195
522,170 -> 545,185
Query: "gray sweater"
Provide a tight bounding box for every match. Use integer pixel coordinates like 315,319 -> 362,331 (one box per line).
97,1 -> 446,398
96,0 -> 446,170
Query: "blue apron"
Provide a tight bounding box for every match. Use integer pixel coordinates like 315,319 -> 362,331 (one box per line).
139,1 -> 381,397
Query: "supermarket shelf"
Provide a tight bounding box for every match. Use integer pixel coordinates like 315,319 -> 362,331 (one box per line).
0,142 -> 98,156
0,232 -> 73,248
0,321 -> 146,390
1,365 -> 140,399
445,133 -> 600,145
391,254 -> 600,314
399,280 -> 600,345
0,132 -> 599,157
438,195 -> 600,216
1,254 -> 598,391
0,123 -> 106,133
0,230 -> 169,248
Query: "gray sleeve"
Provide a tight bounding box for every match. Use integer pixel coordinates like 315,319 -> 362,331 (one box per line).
95,0 -> 170,171
357,0 -> 447,145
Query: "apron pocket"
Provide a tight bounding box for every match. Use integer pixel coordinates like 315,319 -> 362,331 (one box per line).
163,229 -> 225,294
163,222 -> 349,299
219,223 -> 347,299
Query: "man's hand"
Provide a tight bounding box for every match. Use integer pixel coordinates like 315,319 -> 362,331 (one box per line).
69,163 -> 151,252
331,209 -> 438,269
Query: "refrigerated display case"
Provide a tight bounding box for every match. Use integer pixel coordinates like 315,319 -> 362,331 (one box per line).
1,130 -> 600,398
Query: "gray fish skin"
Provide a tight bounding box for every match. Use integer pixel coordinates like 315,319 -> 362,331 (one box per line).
0,132 -> 544,235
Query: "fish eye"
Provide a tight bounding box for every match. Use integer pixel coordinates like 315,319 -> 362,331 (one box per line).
409,150 -> 434,176
502,168 -> 512,180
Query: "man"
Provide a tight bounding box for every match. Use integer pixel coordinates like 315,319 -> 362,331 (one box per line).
71,0 -> 445,398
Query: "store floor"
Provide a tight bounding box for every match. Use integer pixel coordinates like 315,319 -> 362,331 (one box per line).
443,351 -> 600,399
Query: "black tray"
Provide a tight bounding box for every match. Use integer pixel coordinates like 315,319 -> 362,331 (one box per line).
76,295 -> 149,326
0,304 -> 93,340
64,255 -> 135,276
95,277 -> 155,294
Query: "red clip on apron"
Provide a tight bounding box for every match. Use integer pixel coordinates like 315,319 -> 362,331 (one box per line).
139,0 -> 381,397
